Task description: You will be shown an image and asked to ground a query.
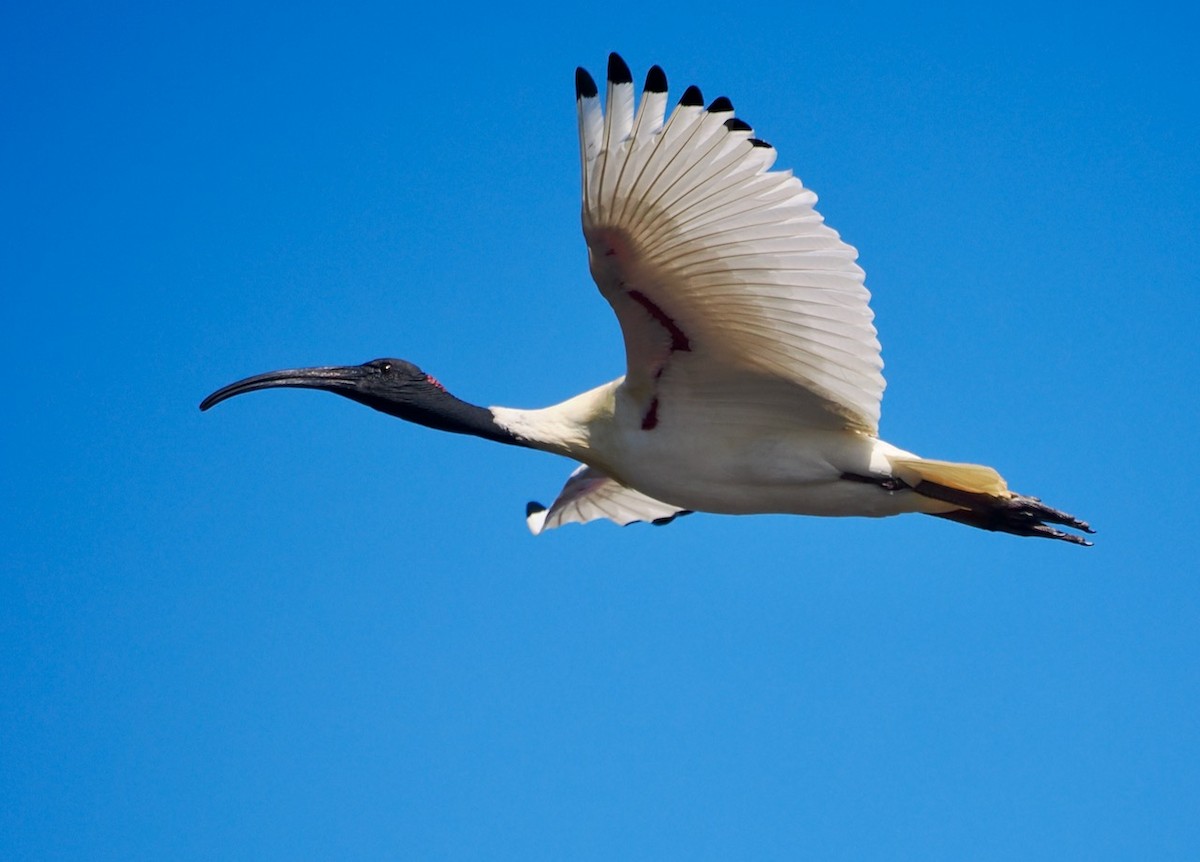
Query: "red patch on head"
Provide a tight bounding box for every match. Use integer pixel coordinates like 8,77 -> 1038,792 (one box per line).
425,374 -> 445,391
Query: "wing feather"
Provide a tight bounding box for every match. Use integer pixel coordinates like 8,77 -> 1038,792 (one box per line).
598,54 -> 636,224
629,65 -> 668,139
575,68 -> 603,203
526,464 -> 689,534
578,55 -> 885,433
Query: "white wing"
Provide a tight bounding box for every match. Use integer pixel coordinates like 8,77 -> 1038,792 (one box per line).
576,55 -> 885,434
526,464 -> 690,535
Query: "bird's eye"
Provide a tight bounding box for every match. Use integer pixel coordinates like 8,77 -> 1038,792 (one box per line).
380,362 -> 392,373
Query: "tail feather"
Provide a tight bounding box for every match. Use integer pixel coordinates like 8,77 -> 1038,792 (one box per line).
893,456 -> 1093,546
890,456 -> 1009,497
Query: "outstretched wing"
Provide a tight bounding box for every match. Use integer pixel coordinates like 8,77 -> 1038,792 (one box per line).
526,464 -> 690,535
576,54 -> 885,434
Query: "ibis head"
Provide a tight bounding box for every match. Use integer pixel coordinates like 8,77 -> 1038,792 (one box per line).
200,358 -> 519,444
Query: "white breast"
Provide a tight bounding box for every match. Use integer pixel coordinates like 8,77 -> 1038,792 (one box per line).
577,382 -> 947,518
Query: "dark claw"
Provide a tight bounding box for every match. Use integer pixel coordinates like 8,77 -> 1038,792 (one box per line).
1009,494 -> 1094,533
923,482 -> 1094,545
1030,523 -> 1094,546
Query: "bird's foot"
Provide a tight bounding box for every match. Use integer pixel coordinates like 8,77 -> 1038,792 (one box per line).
995,493 -> 1095,545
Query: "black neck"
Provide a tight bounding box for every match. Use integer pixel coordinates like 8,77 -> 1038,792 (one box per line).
347,389 -> 528,448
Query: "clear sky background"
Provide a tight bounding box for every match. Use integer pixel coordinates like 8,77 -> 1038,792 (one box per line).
3,1 -> 1198,859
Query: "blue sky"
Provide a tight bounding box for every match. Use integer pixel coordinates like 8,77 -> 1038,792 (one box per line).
3,1 -> 1198,858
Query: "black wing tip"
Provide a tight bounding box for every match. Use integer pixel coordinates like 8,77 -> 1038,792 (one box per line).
607,53 -> 633,85
748,137 -> 772,148
525,501 -> 547,517
679,84 -> 704,107
644,64 -> 667,93
575,67 -> 598,99
724,117 -> 753,133
707,96 -> 733,113
650,510 -> 694,527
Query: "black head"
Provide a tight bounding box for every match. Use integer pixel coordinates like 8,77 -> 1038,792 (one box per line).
201,357 -> 513,442
201,357 -> 445,415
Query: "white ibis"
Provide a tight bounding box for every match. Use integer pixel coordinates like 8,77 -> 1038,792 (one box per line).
202,54 -> 1092,545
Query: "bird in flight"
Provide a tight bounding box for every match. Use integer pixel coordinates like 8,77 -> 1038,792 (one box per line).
202,54 -> 1092,545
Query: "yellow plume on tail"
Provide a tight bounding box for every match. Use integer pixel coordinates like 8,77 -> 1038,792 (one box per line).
889,457 -> 1012,498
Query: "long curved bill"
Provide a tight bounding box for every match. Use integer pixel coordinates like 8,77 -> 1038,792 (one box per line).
199,365 -> 368,411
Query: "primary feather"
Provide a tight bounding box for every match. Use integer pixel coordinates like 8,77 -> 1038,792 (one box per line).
576,57 -> 884,435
